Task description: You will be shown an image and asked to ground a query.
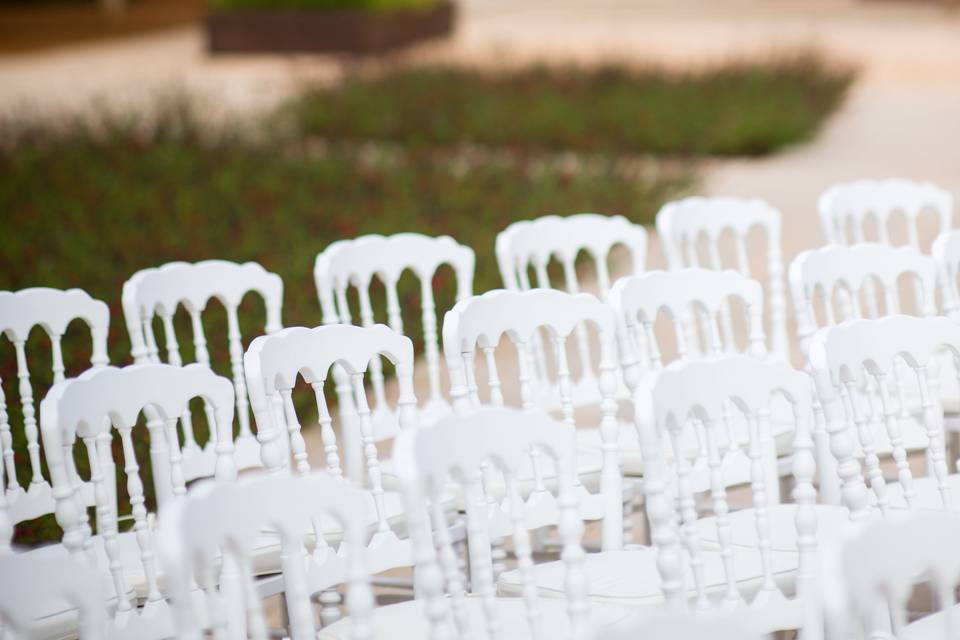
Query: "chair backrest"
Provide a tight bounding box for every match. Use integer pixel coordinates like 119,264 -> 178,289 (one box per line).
160,472 -> 374,640
442,288 -> 622,549
829,512 -> 960,640
121,260 -> 283,475
0,551 -> 106,640
818,179 -> 953,252
495,213 -> 647,297
392,406 -> 590,640
656,196 -> 789,360
634,356 -> 818,633
809,315 -> 960,520
244,324 -> 417,571
314,233 -> 474,424
789,243 -> 938,364
932,229 -> 960,319
0,288 -> 109,525
609,268 -> 767,392
39,363 -> 235,632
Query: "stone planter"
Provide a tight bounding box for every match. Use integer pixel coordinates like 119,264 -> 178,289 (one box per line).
207,2 -> 455,54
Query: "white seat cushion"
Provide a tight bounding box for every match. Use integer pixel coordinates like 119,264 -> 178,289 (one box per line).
497,546 -> 799,605
883,473 -> 960,511
318,594 -> 638,640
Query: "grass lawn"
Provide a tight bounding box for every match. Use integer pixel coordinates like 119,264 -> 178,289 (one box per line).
291,55 -> 854,156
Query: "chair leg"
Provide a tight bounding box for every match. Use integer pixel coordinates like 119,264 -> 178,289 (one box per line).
318,589 -> 342,627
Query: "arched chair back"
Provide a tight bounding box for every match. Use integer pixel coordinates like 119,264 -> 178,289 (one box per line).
826,512 -> 960,640
314,233 -> 474,426
609,268 -> 767,389
244,324 -> 416,571
809,315 -> 960,519
790,244 -> 938,363
39,363 -> 235,640
656,196 -> 788,361
122,260 -> 282,475
634,356 -> 818,634
0,288 -> 109,525
392,406 -> 593,640
159,472 -> 374,640
0,552 -> 106,640
818,179 -> 953,252
933,230 -> 960,320
442,288 -> 622,550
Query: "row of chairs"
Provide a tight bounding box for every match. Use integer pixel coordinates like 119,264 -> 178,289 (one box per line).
0,178 -> 958,639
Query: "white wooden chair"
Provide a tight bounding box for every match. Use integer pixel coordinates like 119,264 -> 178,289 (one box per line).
496,214 -> 646,408
818,179 -> 953,252
39,362 -> 237,640
933,230 -> 960,320
0,288 -> 109,527
501,356 -> 831,640
809,315 -> 960,518
243,324 -> 417,577
320,406 -> 637,640
122,260 -> 283,476
656,196 -> 789,361
0,552 -> 106,640
442,288 -> 624,551
314,233 -> 475,429
825,511 -> 960,640
609,268 -> 801,481
159,471 -> 375,640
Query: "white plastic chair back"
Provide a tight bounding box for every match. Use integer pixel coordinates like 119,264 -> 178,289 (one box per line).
819,179 -> 953,252
314,233 -> 474,425
827,512 -> 960,640
809,315 -> 960,519
442,288 -> 623,550
634,356 -> 818,633
39,363 -> 235,640
244,324 -> 416,572
122,260 -> 283,476
392,406 -> 590,640
933,229 -> 960,320
160,472 -> 374,640
0,288 -> 109,525
0,551 -> 106,640
656,196 -> 789,361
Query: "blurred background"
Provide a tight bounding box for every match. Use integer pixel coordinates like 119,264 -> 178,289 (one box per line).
1,0 -> 958,544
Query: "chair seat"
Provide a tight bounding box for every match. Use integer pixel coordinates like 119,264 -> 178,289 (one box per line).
899,601 -> 960,640
883,473 -> 960,511
575,422 -> 644,476
696,504 -> 851,552
497,546 -> 799,605
318,593 -> 638,640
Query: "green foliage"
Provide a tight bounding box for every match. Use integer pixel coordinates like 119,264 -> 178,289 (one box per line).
0,104 -> 689,545
291,55 -> 854,156
210,0 -> 439,12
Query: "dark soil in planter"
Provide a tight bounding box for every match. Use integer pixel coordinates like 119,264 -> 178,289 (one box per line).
207,1 -> 454,54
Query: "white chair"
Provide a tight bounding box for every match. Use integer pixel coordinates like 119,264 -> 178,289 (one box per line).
809,315 -> 960,518
39,362 -> 237,640
160,471 -> 375,640
825,511 -> 960,640
314,232 -> 475,427
933,229 -> 960,320
503,355 -> 830,639
656,196 -> 789,361
122,260 -> 283,475
442,288 -> 624,551
0,288 -> 109,526
0,552 -> 106,640
244,324 -> 417,577
496,214 -> 646,409
321,406 -> 637,640
818,179 -> 953,252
